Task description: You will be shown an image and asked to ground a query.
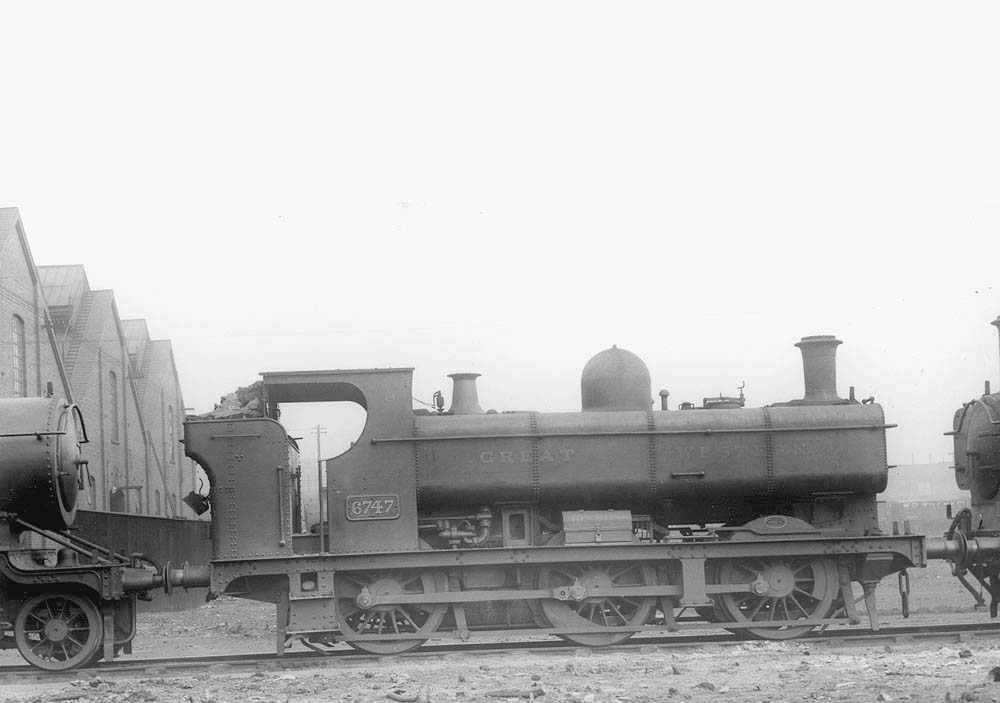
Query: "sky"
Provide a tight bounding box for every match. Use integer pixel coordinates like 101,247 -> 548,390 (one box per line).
1,2 -> 998,469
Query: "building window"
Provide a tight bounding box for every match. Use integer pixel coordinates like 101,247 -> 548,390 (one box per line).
155,490 -> 161,516
12,315 -> 26,397
109,486 -> 126,513
168,405 -> 175,463
109,370 -> 119,442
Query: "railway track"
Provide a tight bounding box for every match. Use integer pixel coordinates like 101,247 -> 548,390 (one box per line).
2,622 -> 999,685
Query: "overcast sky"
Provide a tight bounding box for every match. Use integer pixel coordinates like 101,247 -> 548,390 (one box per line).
2,2 -> 998,467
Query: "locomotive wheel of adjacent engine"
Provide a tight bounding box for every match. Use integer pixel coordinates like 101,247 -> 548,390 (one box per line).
335,570 -> 447,654
715,556 -> 838,640
14,592 -> 102,671
536,562 -> 657,647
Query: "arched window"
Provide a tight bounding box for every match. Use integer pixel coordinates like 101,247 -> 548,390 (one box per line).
109,370 -> 119,442
11,315 -> 26,397
168,405 -> 175,463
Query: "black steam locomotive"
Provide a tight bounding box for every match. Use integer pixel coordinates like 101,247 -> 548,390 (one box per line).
0,397 -> 205,670
178,332 -> 1000,655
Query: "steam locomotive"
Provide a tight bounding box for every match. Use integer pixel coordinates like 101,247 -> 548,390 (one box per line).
177,332 -> 1000,655
5,327 -> 1000,671
0,397 -> 205,670
944,317 -> 1000,613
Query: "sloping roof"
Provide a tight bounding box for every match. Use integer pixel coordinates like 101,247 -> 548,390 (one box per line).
0,207 -> 21,252
38,264 -> 90,306
122,319 -> 151,342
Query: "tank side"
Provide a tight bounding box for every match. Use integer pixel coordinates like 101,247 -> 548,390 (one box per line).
406,403 -> 887,514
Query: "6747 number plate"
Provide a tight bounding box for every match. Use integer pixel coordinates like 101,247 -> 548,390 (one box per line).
346,494 -> 401,521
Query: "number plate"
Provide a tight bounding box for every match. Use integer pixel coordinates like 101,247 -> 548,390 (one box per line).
346,494 -> 401,521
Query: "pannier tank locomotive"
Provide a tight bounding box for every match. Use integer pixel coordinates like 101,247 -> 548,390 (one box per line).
177,332 -> 1000,655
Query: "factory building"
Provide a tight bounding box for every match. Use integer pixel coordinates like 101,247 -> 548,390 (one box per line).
1,207 -> 203,522
0,209 -> 68,400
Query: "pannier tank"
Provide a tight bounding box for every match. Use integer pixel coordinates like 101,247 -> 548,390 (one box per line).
403,335 -> 888,524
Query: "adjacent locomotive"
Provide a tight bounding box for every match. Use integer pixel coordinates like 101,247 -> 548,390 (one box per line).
0,396 -> 204,670
942,316 -> 1000,614
182,333 -> 999,654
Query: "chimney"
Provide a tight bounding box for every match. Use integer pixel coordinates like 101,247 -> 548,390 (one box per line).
448,373 -> 485,415
795,335 -> 843,403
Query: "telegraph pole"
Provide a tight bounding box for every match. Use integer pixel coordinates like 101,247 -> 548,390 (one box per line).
992,316 -> 1000,387
312,425 -> 328,552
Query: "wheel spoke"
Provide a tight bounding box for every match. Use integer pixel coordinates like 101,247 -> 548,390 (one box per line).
747,596 -> 767,620
609,564 -> 636,581
779,598 -> 790,621
788,592 -> 808,617
608,600 -> 628,623
401,575 -> 424,590
549,567 -> 579,582
793,586 -> 819,601
397,609 -> 419,631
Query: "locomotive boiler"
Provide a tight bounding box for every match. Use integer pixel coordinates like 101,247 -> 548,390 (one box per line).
0,396 -> 207,671
401,337 -> 887,530
182,332 -> 1000,656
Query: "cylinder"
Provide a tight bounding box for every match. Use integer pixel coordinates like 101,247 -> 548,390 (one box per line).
795,335 -> 843,403
448,373 -> 485,415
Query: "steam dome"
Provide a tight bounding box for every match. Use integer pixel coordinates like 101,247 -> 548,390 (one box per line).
581,346 -> 651,412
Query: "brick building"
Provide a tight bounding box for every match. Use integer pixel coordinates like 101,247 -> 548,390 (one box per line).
0,209 -> 69,400
2,208 -> 202,521
122,319 -> 198,518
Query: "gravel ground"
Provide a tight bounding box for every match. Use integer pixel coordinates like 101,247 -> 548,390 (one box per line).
2,561 -> 999,702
